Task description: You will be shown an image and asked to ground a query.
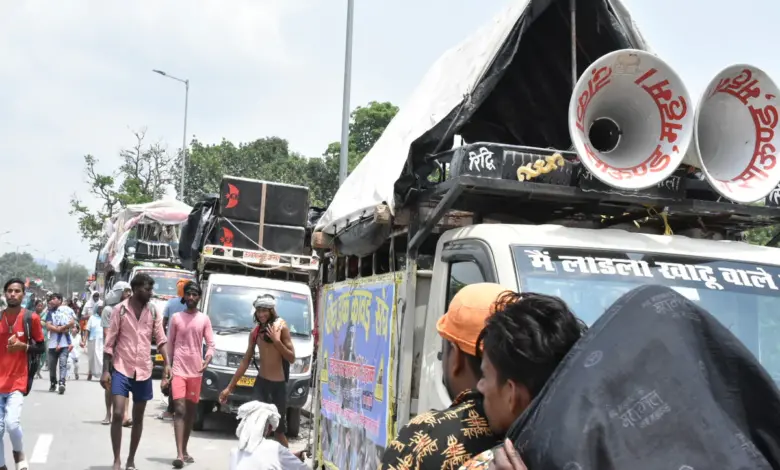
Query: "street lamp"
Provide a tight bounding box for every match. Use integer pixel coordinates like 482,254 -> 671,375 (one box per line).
338,0 -> 355,186
153,69 -> 190,200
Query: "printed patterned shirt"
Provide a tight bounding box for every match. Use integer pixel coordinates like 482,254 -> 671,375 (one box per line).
380,389 -> 498,470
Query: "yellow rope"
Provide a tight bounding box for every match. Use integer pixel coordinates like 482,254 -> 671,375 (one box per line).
516,153 -> 565,181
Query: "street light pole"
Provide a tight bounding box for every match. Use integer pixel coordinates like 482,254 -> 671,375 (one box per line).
338,0 -> 355,186
153,69 -> 190,200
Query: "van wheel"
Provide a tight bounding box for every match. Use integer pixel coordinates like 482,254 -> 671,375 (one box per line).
286,407 -> 301,438
193,402 -> 210,431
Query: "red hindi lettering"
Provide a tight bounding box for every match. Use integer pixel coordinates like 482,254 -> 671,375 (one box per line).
648,145 -> 672,173
643,78 -> 674,103
733,164 -> 770,188
750,104 -> 779,171
723,69 -> 761,105
634,68 -> 658,86
631,164 -> 649,177
576,67 -> 613,131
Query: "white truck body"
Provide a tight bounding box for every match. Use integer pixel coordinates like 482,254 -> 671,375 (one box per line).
415,224 -> 780,415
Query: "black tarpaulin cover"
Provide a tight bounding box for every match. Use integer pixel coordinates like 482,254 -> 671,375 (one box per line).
506,284 -> 780,469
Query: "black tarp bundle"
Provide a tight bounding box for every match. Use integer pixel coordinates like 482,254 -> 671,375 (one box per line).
506,284 -> 780,469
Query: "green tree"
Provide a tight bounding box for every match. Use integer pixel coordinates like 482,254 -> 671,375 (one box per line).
53,259 -> 89,298
70,129 -> 176,251
0,252 -> 54,284
315,101 -> 399,206
175,136 -> 309,206
744,225 -> 780,246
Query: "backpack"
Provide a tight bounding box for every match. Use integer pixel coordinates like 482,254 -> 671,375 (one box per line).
22,309 -> 45,396
250,321 -> 290,382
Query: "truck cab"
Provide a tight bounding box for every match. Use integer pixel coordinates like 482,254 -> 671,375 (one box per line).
416,223 -> 780,414
192,246 -> 318,435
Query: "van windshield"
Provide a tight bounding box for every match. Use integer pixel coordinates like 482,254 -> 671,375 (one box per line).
206,284 -> 311,336
512,245 -> 780,385
136,269 -> 194,298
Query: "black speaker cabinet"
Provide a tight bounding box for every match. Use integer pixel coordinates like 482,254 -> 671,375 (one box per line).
219,176 -> 309,227
213,218 -> 305,255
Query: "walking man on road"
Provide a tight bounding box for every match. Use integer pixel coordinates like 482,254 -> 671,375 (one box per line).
101,282 -> 132,426
158,278 -> 189,422
167,281 -> 215,468
0,278 -> 45,470
219,294 -> 295,447
102,274 -> 170,470
45,293 -> 75,394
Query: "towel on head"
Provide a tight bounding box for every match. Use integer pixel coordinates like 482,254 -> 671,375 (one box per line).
235,401 -> 280,454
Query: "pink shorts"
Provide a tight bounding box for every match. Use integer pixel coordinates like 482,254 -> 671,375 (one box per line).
171,376 -> 202,403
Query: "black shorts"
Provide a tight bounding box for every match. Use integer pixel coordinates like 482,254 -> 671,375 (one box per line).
252,377 -> 287,433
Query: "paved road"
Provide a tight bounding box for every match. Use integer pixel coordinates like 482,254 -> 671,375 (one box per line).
2,359 -> 315,469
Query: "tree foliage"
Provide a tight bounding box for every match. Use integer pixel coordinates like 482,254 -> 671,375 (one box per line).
70,129 -> 176,251
179,100 -> 399,208
72,101 -> 398,251
0,252 -> 53,284
53,259 -> 89,297
744,226 -> 780,246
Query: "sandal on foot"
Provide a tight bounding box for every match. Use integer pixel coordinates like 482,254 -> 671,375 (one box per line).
183,455 -> 194,463
101,418 -> 111,425
172,458 -> 184,469
123,419 -> 133,427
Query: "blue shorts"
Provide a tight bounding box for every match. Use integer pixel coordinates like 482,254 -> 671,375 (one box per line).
111,371 -> 153,403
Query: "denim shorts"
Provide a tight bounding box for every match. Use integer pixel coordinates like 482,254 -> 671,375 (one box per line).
111,370 -> 153,403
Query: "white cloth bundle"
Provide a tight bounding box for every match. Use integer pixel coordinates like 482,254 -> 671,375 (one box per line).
228,401 -> 308,470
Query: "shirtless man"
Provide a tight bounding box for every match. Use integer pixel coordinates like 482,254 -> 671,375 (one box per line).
219,294 -> 295,447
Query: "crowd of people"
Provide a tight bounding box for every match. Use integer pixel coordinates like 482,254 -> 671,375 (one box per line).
0,273 -> 312,470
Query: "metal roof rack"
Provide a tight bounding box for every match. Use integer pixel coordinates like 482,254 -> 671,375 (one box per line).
198,244 -> 319,278
405,143 -> 780,252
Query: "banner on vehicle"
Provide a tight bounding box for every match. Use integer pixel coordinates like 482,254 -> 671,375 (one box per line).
316,274 -> 397,470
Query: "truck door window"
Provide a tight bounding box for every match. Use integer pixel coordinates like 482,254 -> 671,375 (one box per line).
447,261 -> 485,307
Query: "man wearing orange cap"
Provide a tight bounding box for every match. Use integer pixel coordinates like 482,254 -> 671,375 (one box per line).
380,283 -> 508,470
158,278 -> 191,421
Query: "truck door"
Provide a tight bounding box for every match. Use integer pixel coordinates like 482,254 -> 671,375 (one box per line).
417,239 -> 497,414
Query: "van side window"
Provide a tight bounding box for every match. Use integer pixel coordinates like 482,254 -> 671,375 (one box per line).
447,261 -> 485,307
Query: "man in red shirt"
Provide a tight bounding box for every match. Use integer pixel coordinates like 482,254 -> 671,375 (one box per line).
0,278 -> 45,470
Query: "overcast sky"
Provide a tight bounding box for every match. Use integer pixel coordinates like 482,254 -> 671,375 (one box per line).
1,0 -> 778,271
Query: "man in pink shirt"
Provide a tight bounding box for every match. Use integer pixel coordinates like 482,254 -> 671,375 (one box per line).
101,273 -> 170,470
167,281 -> 214,469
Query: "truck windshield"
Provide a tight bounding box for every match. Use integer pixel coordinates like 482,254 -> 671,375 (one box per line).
512,245 -> 780,385
207,285 -> 311,336
137,269 -> 194,298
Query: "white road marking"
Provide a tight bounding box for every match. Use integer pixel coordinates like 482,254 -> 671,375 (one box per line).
29,434 -> 53,464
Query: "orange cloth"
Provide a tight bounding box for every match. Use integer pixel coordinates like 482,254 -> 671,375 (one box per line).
176,278 -> 189,298
436,283 -> 509,356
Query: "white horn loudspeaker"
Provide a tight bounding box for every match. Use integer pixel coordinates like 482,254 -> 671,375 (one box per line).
568,49 -> 694,190
684,65 -> 780,203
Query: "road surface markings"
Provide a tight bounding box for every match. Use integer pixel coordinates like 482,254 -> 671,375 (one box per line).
29,434 -> 53,464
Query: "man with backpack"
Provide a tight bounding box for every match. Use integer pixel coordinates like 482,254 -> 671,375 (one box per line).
0,278 -> 45,470
101,273 -> 170,470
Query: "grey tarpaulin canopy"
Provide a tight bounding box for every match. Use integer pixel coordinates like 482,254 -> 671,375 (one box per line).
316,0 -> 651,236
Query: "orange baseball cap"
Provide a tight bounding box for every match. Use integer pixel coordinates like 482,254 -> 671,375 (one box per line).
436,283 -> 510,356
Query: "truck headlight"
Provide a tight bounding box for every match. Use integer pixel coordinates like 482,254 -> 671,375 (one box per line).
212,350 -> 228,367
291,356 -> 311,374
